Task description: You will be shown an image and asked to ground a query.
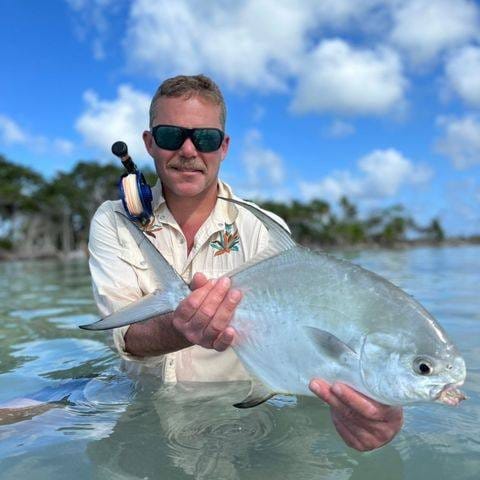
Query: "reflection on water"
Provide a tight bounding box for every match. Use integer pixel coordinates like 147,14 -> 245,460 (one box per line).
87,382 -> 404,480
0,248 -> 479,479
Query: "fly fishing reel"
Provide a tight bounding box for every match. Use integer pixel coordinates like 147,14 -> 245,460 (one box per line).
112,141 -> 153,227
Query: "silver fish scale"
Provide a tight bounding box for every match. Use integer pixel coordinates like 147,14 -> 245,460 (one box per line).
82,207 -> 466,405
228,246 -> 443,396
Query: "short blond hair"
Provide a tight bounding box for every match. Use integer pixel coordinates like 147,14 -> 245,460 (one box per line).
149,74 -> 227,129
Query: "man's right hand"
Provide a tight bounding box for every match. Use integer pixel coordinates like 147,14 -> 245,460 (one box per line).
172,273 -> 243,351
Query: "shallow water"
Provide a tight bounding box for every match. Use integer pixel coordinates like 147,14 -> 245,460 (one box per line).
0,246 -> 479,480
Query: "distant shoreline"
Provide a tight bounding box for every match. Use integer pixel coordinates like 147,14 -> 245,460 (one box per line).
1,237 -> 479,263
314,236 -> 480,253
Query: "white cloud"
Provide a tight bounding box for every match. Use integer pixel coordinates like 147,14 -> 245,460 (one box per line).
123,0 -> 409,101
75,84 -> 150,162
324,120 -> 355,138
359,149 -> 432,195
444,46 -> 480,107
290,39 -> 407,116
125,0 -> 312,91
0,114 -> 74,156
390,0 -> 480,65
0,115 -> 27,144
242,129 -> 285,187
436,115 -> 480,169
311,0 -> 390,28
65,0 -> 480,126
66,0 -> 119,60
292,39 -> 407,115
52,139 -> 75,156
300,148 -> 432,202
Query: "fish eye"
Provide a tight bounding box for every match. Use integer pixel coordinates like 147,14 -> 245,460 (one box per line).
413,358 -> 433,376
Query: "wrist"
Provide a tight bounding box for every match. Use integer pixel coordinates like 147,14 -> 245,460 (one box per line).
125,313 -> 192,356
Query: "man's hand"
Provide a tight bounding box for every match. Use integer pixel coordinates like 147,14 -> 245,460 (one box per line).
172,273 -> 242,351
309,379 -> 403,452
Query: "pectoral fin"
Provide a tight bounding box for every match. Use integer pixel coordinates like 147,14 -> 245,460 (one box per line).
304,326 -> 358,366
233,381 -> 276,409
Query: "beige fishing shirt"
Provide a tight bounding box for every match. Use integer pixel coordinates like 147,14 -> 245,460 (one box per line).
88,180 -> 287,383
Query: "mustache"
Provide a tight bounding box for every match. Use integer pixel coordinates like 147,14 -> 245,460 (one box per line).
169,160 -> 206,171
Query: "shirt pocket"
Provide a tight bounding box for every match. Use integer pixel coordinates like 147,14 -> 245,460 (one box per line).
118,248 -> 157,294
200,246 -> 246,278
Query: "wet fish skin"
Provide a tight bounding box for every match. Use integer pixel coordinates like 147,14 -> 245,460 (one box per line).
229,244 -> 466,406
80,199 -> 466,407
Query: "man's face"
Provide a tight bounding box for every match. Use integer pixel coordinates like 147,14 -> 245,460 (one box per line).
143,95 -> 229,200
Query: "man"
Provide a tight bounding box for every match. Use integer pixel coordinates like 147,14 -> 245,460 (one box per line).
89,74 -> 403,451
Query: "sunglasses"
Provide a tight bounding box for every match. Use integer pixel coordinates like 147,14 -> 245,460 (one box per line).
151,124 -> 225,153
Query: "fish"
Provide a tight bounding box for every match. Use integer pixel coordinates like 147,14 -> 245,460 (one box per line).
80,198 -> 467,408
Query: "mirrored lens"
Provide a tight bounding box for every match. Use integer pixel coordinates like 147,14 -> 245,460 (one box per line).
152,125 -> 224,152
152,126 -> 184,150
192,129 -> 223,152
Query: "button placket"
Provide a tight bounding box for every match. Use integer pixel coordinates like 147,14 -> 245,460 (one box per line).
181,221 -> 218,273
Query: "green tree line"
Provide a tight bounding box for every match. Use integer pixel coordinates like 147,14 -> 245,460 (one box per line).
260,196 -> 445,247
0,154 -> 447,259
0,155 -> 156,259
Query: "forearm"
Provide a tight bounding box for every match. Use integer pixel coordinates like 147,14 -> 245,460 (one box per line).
124,313 -> 192,357
124,274 -> 242,357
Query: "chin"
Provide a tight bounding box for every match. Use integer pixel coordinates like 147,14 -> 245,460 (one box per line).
168,180 -> 213,199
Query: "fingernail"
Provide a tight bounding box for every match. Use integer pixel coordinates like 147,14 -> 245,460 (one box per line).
309,380 -> 321,393
332,383 -> 343,395
229,289 -> 242,302
220,277 -> 231,288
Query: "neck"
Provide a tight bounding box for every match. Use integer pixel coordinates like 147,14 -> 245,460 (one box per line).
163,183 -> 218,250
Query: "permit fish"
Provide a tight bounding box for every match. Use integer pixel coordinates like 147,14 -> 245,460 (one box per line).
81,198 -> 466,408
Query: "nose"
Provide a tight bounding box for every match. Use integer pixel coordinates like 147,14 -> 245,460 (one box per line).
179,137 -> 197,158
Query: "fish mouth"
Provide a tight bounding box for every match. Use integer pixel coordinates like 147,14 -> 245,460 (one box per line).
434,382 -> 466,406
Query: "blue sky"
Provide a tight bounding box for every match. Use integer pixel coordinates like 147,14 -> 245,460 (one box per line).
1,0 -> 480,235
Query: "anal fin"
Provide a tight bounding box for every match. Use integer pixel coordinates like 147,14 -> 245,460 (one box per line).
233,381 -> 276,409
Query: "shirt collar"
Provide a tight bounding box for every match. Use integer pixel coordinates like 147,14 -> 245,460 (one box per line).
151,179 -> 239,226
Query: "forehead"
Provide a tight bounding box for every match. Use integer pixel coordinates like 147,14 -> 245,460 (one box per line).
151,95 -> 222,128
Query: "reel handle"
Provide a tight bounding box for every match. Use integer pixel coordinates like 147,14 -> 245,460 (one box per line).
112,141 -> 136,174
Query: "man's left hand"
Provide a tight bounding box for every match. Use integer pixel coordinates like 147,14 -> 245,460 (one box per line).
309,379 -> 403,452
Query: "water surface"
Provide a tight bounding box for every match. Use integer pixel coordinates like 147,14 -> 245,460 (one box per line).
0,246 -> 479,479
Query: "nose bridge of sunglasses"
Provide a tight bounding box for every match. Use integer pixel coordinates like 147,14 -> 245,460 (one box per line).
179,128 -> 197,150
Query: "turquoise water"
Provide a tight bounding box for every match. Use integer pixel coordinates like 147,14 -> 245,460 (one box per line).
0,246 -> 479,479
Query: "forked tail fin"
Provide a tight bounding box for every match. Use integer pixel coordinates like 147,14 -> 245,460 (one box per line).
80,212 -> 189,330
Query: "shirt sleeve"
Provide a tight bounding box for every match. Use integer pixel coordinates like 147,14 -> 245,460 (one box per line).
88,201 -> 164,367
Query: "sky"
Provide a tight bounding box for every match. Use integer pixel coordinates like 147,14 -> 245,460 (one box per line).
1,0 -> 480,236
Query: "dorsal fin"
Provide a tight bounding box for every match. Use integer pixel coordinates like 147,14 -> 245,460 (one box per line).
217,197 -> 296,278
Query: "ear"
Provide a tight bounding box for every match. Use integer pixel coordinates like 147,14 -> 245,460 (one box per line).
220,134 -> 230,162
143,130 -> 155,157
